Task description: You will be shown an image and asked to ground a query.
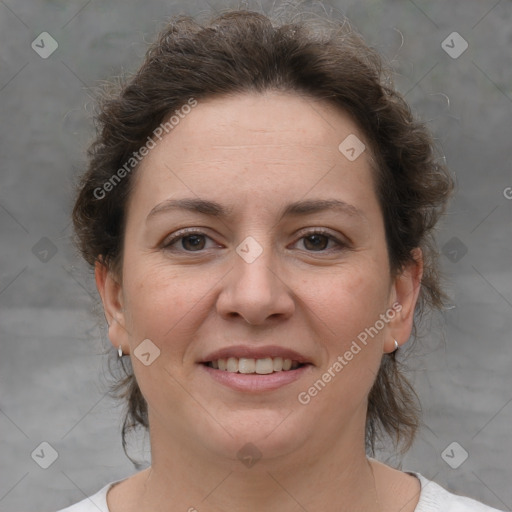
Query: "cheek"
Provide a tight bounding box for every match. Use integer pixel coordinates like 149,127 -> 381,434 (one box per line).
123,249 -> 390,344
121,264 -> 204,406
122,259 -> 220,358
299,269 -> 389,410
125,267 -> 189,327
313,263 -> 391,342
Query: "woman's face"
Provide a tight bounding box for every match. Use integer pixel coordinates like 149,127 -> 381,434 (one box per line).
99,91 -> 420,465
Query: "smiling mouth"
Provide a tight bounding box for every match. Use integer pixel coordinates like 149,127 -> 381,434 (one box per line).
203,356 -> 309,374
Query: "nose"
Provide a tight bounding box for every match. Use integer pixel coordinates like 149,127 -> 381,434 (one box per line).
216,238 -> 295,326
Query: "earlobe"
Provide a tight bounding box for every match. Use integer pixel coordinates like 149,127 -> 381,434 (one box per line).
386,248 -> 423,352
94,259 -> 129,350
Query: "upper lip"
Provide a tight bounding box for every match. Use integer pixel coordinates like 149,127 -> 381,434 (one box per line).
201,345 -> 312,365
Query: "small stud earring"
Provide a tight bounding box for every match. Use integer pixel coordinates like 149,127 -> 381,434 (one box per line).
118,345 -> 123,357
393,339 -> 399,352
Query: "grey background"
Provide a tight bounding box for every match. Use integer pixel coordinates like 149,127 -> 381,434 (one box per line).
0,0 -> 511,511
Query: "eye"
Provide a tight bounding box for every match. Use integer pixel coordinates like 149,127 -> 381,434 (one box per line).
162,228 -> 347,254
293,229 -> 346,252
162,229 -> 219,252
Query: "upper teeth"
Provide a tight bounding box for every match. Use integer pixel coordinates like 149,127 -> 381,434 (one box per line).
209,357 -> 300,374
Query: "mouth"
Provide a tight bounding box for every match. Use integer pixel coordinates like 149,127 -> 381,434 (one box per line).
199,346 -> 314,392
203,356 -> 309,374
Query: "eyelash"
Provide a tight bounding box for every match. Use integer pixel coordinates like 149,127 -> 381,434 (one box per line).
161,228 -> 347,254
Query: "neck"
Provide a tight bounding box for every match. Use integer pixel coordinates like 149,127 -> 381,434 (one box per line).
131,414 -> 381,512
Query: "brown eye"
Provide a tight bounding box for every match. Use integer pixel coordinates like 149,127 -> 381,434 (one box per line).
180,235 -> 206,251
303,233 -> 330,251
294,230 -> 345,253
162,230 -> 215,252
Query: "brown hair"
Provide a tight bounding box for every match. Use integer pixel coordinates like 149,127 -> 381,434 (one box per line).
72,6 -> 454,467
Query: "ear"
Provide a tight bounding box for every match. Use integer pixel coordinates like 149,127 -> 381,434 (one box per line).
385,247 -> 423,353
95,259 -> 130,353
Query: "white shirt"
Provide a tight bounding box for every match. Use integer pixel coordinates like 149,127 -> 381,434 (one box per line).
55,472 -> 506,511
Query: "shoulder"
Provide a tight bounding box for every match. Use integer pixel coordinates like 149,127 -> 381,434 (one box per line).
413,473 -> 506,512
54,480 -> 121,512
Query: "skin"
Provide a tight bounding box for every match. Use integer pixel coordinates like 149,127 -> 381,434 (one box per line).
96,91 -> 423,512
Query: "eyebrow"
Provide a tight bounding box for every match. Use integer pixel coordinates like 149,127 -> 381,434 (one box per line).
146,197 -> 365,222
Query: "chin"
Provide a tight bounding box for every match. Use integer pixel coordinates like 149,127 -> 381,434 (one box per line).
197,407 -> 309,463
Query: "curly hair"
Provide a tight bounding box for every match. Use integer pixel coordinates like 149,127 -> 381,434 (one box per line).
72,6 -> 454,467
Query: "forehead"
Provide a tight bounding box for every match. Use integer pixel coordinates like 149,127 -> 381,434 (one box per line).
129,91 -> 377,213
163,91 -> 366,154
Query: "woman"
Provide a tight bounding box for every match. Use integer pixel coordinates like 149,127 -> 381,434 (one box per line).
59,6 -> 505,512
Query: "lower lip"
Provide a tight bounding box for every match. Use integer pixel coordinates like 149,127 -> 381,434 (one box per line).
200,363 -> 312,392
